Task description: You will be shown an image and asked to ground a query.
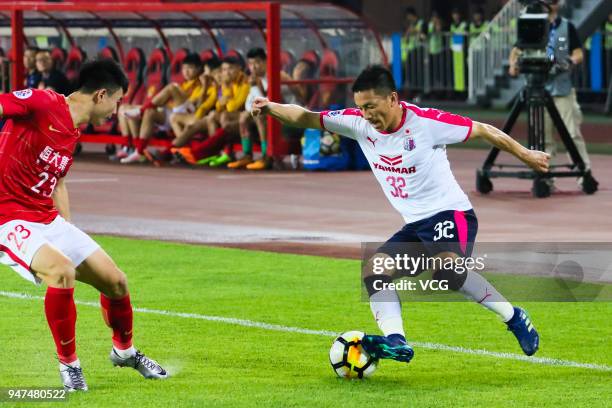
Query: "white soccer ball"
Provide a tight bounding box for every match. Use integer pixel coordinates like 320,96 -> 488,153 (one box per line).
329,330 -> 377,379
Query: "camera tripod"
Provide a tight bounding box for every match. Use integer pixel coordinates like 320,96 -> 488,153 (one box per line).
476,66 -> 599,198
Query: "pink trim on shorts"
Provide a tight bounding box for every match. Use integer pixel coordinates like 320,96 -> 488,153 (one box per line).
453,211 -> 468,254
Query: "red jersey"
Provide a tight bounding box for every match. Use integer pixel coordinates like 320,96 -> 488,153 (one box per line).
0,89 -> 79,225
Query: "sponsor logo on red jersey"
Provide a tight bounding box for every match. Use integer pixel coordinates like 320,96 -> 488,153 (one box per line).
37,146 -> 71,175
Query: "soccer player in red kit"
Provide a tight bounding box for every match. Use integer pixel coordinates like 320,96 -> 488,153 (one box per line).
0,60 -> 168,392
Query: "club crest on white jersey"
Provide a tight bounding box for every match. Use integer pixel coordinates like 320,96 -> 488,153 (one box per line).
404,137 -> 416,151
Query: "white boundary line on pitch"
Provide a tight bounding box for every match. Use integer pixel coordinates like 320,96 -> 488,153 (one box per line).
216,174 -> 306,180
1,290 -> 611,372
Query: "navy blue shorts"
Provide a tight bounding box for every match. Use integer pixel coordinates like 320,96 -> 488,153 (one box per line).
377,209 -> 478,262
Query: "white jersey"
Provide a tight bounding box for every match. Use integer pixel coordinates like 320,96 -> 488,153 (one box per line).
320,101 -> 473,224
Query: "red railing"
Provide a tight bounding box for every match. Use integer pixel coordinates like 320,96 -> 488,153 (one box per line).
5,1 -> 282,155
3,1 -> 387,156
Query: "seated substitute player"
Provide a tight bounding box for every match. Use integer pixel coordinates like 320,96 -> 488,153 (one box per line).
146,58 -> 221,165
120,53 -> 204,164
228,47 -> 270,170
166,58 -> 221,148
0,60 -> 168,392
251,65 -> 548,363
174,56 -> 250,167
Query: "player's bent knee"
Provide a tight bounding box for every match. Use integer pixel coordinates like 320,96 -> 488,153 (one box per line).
142,109 -> 155,120
431,251 -> 467,291
239,111 -> 251,124
105,269 -> 129,298
219,112 -> 231,127
362,253 -> 396,296
432,268 -> 466,291
363,252 -> 395,278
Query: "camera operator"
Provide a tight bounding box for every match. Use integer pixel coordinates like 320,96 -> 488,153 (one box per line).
508,0 -> 591,187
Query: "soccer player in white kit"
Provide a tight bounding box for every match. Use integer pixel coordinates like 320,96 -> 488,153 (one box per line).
252,65 -> 548,362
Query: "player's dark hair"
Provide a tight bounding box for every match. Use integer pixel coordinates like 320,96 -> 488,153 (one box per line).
352,65 -> 396,95
222,55 -> 241,66
182,53 -> 202,68
205,56 -> 221,71
75,59 -> 129,94
247,47 -> 267,60
36,48 -> 51,55
405,7 -> 417,16
26,45 -> 40,53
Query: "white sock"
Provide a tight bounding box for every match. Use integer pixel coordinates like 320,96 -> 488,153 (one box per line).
59,358 -> 80,369
369,289 -> 405,337
113,345 -> 136,359
460,271 -> 515,322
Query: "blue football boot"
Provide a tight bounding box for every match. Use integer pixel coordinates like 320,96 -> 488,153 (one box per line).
506,307 -> 539,356
361,333 -> 414,363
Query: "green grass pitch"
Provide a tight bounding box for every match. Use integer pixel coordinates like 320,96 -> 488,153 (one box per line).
0,236 -> 610,407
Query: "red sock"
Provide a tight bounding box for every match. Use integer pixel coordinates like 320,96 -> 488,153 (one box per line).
44,287 -> 77,364
188,139 -> 202,150
141,138 -> 150,154
135,138 -> 150,155
100,293 -> 133,350
192,128 -> 226,160
140,100 -> 155,115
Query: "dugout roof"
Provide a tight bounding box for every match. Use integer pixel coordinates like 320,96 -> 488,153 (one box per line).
0,2 -> 386,76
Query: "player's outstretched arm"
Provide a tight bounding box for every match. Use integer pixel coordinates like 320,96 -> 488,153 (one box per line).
52,178 -> 71,222
251,97 -> 322,130
470,121 -> 550,173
